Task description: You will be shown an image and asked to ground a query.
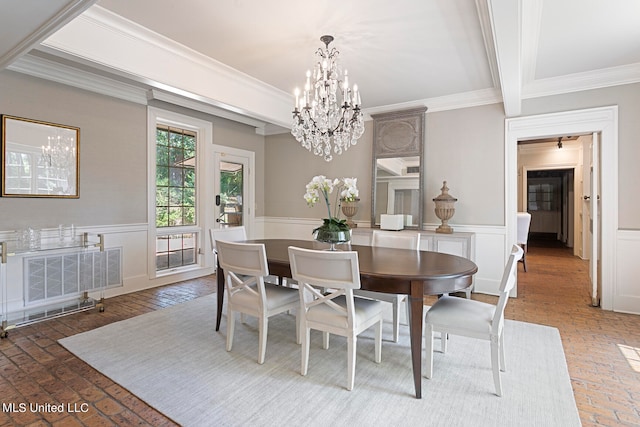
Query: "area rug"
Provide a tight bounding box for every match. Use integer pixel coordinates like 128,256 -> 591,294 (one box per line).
59,294 -> 581,426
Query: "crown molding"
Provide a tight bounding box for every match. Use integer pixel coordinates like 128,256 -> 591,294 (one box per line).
8,53 -> 149,104
523,62 -> 640,99
363,87 -> 501,118
42,5 -> 293,128
0,0 -> 97,69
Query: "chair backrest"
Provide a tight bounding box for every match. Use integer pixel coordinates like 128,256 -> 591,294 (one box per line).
288,246 -> 361,325
210,226 -> 247,252
492,245 -> 524,333
371,230 -> 420,250
288,246 -> 360,290
216,240 -> 268,279
516,213 -> 532,245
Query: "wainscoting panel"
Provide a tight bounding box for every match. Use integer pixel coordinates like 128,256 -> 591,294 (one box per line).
615,230 -> 640,315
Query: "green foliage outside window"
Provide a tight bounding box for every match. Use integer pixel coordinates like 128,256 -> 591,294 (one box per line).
155,126 -> 196,227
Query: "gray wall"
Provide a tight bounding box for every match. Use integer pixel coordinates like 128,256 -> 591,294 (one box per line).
0,71 -> 267,232
265,103 -> 506,227
3,69 -> 639,233
522,83 -> 640,229
0,70 -> 147,229
265,84 -> 640,231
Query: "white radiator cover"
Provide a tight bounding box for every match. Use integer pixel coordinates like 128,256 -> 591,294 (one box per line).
24,248 -> 122,305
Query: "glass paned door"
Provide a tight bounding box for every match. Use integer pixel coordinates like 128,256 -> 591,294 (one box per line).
212,146 -> 254,239
217,160 -> 244,227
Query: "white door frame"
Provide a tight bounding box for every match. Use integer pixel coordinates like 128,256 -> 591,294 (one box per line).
212,145 -> 255,238
506,106 -> 618,309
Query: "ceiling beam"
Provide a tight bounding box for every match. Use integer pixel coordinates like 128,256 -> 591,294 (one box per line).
487,0 -> 522,117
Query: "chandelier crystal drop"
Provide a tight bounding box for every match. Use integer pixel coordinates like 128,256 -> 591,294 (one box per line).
291,35 -> 364,162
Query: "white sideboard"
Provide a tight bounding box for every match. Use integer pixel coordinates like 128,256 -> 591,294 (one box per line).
351,228 -> 475,261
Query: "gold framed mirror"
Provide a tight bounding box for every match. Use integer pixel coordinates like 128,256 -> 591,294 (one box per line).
1,115 -> 79,198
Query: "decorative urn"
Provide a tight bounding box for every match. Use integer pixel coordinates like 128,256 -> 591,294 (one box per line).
433,181 -> 457,234
340,198 -> 360,228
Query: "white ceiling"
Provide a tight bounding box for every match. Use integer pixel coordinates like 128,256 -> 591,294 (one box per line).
2,0 -> 640,123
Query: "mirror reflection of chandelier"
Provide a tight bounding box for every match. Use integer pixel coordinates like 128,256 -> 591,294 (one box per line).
291,35 -> 364,162
41,134 -> 75,168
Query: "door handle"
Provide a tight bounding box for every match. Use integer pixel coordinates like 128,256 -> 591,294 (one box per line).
583,195 -> 590,200
216,195 -> 221,206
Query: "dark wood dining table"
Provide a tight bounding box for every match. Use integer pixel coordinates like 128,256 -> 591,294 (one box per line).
215,238 -> 478,399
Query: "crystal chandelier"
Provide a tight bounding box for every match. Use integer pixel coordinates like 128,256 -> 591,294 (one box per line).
41,134 -> 75,169
291,35 -> 364,162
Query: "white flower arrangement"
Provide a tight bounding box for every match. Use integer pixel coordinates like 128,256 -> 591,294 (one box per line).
304,175 -> 359,232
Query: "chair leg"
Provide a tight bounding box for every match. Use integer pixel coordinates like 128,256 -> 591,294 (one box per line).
322,331 -> 330,349
499,332 -> 506,371
375,319 -> 382,363
425,324 -> 434,379
523,245 -> 527,272
295,313 -> 301,345
226,309 -> 235,352
441,332 -> 448,353
404,297 -> 410,325
258,315 -> 267,364
491,334 -> 503,397
301,326 -> 310,376
347,334 -> 356,391
392,299 -> 400,343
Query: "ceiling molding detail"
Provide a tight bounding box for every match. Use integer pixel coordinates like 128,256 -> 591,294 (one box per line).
147,90 -> 269,132
523,62 -> 640,99
520,0 -> 543,85
0,0 -> 97,69
474,0 -> 500,90
8,53 -> 148,104
41,5 -> 294,128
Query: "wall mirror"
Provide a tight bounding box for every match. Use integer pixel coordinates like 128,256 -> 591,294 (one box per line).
1,115 -> 79,198
371,107 -> 427,229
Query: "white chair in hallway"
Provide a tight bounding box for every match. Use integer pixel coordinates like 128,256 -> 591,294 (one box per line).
288,246 -> 383,391
424,245 -> 523,396
216,240 -> 300,364
354,230 -> 419,342
517,212 -> 532,272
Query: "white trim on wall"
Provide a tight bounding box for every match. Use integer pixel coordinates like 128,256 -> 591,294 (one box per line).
505,106 -> 619,310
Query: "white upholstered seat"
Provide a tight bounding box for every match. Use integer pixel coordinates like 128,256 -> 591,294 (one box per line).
216,240 -> 300,364
354,230 -> 419,342
424,245 -> 523,396
288,246 -> 383,391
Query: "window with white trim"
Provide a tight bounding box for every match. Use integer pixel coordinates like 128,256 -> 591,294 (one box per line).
148,108 -> 211,276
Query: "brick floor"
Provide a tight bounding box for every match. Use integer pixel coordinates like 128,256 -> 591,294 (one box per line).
1,246 -> 639,426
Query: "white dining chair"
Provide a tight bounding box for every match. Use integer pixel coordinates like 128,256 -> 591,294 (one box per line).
424,245 -> 523,396
354,230 -> 420,342
288,246 -> 383,391
211,226 -> 282,285
216,240 -> 300,364
516,212 -> 532,272
210,226 -> 247,253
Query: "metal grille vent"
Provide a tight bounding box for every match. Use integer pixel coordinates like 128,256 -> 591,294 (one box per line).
24,248 -> 122,305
